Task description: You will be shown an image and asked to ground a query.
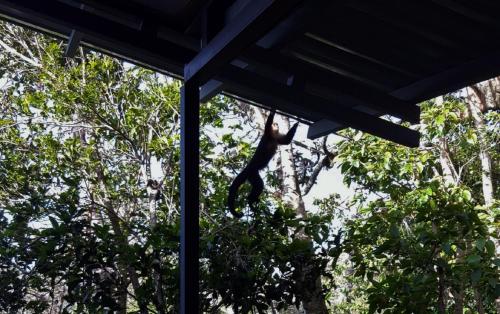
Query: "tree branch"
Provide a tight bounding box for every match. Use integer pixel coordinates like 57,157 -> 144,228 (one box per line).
0,38 -> 41,67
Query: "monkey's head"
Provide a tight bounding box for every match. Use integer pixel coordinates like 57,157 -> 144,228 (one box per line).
271,122 -> 280,134
147,179 -> 158,188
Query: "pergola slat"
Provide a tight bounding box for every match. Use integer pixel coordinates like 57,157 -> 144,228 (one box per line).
290,36 -> 415,88
431,0 -> 500,29
391,50 -> 500,102
241,46 -> 421,123
199,0 -> 334,100
346,0 -> 499,57
184,0 -> 303,84
218,66 -> 420,147
0,0 -> 195,76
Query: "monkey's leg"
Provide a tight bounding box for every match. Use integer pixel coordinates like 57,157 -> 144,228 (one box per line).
247,172 -> 264,211
228,169 -> 249,218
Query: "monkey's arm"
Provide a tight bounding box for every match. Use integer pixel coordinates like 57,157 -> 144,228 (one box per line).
277,122 -> 298,145
264,111 -> 275,136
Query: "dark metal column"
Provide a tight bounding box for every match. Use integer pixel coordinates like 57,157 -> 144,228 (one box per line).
180,80 -> 200,314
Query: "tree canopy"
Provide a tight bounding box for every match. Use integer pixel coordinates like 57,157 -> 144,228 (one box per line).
0,21 -> 498,313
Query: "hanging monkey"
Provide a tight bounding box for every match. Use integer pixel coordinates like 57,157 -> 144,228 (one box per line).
146,179 -> 162,202
228,111 -> 298,218
146,179 -> 163,226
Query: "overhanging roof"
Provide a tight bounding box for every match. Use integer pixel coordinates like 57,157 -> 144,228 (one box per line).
1,0 -> 500,147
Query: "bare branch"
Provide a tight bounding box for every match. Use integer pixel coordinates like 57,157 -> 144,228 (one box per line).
0,37 -> 41,67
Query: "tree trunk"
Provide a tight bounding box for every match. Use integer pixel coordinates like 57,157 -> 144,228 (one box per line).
99,183 -> 148,314
278,116 -> 328,314
435,96 -> 462,313
99,184 -> 148,314
116,279 -> 128,314
438,137 -> 458,184
452,289 -> 464,314
437,266 -> 446,314
93,144 -> 149,314
78,130 -> 134,313
467,86 -> 495,206
435,97 -> 459,185
148,181 -> 166,314
467,85 -> 499,313
474,288 -> 485,314
278,116 -> 306,217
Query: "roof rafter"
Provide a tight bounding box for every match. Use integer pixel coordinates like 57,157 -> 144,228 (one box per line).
240,46 -> 421,123
0,0 -> 196,75
184,0 -> 303,84
391,50 -> 500,102
431,0 -> 500,29
218,65 -> 420,147
199,0 -> 334,101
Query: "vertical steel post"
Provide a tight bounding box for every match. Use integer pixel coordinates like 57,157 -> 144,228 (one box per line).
180,80 -> 200,314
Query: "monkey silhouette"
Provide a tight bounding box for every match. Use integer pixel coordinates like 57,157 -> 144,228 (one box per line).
228,111 -> 298,218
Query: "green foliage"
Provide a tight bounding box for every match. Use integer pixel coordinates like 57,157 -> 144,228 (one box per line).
200,205 -> 340,313
335,98 -> 499,313
0,23 -> 187,312
0,20 -> 498,314
0,22 -> 341,313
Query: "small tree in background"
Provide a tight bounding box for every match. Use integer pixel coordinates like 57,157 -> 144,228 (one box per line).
0,22 -> 341,313
335,94 -> 498,313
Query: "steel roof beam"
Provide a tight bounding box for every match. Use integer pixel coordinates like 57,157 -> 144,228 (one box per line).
391,50 -> 500,102
218,66 -> 420,147
199,0 -> 333,101
241,46 -> 421,123
184,0 -> 303,85
0,0 -> 195,75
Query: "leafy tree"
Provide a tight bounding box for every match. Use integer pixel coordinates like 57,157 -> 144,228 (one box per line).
0,21 -> 188,313
199,104 -> 342,313
1,18 -> 497,314
336,95 -> 499,313
0,21 -> 340,313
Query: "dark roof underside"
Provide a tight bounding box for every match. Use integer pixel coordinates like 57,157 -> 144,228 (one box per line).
1,0 -> 500,146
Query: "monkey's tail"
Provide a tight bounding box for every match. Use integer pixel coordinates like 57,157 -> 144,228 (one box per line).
227,169 -> 248,218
